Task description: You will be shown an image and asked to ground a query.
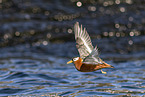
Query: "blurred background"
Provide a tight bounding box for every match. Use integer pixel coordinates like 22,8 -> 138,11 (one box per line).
0,0 -> 145,96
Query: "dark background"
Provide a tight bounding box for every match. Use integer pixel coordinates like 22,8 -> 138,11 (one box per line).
1,0 -> 145,61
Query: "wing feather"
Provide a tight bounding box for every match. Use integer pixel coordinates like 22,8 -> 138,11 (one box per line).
83,48 -> 103,64
74,22 -> 94,59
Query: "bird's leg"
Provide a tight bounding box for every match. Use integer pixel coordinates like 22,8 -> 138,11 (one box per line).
101,69 -> 107,74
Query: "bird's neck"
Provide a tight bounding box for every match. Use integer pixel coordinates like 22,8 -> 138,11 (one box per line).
74,57 -> 83,70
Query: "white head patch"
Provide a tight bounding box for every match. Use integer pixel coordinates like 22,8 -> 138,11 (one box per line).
73,57 -> 79,61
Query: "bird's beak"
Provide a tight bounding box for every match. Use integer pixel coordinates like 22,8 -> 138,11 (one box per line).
67,60 -> 73,64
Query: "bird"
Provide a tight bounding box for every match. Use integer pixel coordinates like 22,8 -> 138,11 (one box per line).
67,22 -> 114,74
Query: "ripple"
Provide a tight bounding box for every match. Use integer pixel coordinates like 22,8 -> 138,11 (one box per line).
4,72 -> 29,80
0,55 -> 144,96
0,88 -> 26,96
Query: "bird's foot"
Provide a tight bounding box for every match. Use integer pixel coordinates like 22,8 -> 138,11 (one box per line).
101,69 -> 107,74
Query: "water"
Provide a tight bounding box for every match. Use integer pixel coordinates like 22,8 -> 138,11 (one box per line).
0,47 -> 144,96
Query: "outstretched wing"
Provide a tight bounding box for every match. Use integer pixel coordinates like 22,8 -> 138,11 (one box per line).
74,22 -> 94,59
83,47 -> 103,64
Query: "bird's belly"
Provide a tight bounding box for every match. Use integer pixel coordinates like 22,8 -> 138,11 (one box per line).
78,64 -> 99,72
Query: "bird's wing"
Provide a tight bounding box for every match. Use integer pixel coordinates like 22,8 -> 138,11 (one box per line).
83,47 -> 103,64
74,22 -> 94,59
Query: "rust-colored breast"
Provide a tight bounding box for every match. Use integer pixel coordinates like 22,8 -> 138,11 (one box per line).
79,63 -> 97,72
73,58 -> 83,71
74,59 -> 101,72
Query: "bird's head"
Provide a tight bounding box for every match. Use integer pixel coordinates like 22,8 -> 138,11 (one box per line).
67,57 -> 82,64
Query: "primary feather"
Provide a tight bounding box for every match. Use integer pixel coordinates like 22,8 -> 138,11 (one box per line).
74,22 -> 103,64
74,22 -> 94,59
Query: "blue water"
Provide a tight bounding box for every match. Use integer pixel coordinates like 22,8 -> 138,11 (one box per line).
0,51 -> 144,96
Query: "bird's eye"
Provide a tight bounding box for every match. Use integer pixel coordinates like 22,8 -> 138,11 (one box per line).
73,57 -> 79,61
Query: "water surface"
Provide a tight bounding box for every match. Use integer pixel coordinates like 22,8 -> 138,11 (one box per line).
0,50 -> 144,96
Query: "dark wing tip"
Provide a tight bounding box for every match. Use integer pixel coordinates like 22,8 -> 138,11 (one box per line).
75,22 -> 79,28
75,22 -> 79,25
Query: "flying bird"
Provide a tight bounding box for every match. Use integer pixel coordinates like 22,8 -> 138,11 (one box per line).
67,22 -> 114,74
